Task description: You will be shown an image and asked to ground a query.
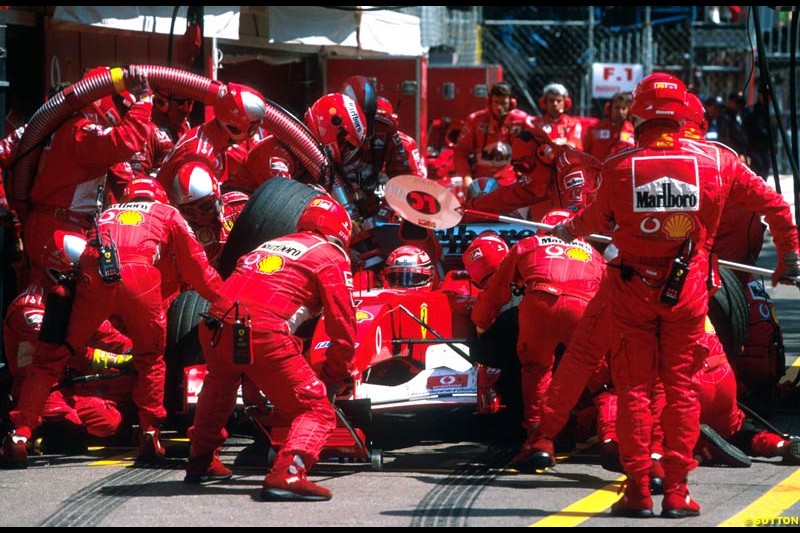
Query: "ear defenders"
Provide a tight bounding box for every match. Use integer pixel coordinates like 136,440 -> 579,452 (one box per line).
540,83 -> 572,112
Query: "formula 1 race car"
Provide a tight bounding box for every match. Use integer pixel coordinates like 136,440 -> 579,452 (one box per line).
164,262 -> 487,470
163,176 -> 757,469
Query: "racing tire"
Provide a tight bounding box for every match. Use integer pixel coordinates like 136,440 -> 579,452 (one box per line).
166,290 -> 211,367
164,290 -> 211,429
218,178 -> 321,279
708,267 -> 749,363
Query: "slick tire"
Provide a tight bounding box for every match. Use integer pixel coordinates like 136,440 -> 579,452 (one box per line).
708,267 -> 749,363
165,290 -> 211,425
218,178 -> 321,279
166,290 -> 211,367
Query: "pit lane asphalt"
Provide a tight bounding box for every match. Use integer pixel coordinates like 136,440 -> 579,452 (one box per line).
2,177 -> 799,528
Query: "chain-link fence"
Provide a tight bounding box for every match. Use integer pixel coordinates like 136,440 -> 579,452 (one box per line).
480,10 -> 792,117
406,6 -> 798,173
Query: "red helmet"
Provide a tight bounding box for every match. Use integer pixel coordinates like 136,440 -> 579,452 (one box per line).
467,177 -> 501,200
172,162 -> 222,226
630,72 -> 689,128
42,230 -> 88,283
341,75 -> 378,119
375,96 -> 398,126
296,195 -> 353,248
304,93 -> 367,165
685,92 -> 708,133
462,231 -> 509,289
213,82 -> 266,141
383,246 -> 433,289
541,209 -> 573,227
376,96 -> 393,117
122,177 -> 169,204
220,190 -> 250,233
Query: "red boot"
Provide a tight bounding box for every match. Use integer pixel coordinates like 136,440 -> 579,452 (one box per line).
137,428 -> 166,463
185,448 -> 233,484
661,481 -> 701,518
0,432 -> 29,470
610,477 -> 653,518
510,436 -> 555,473
261,454 -> 332,502
750,431 -> 800,464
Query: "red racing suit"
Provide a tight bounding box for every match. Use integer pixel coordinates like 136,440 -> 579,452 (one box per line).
471,232 -> 605,433
695,321 -> 793,461
189,231 -> 356,469
341,113 -> 427,200
22,101 -> 152,280
9,199 -> 222,439
536,273 -> 615,442
107,122 -> 174,203
582,117 -> 635,161
462,141 -> 602,223
454,107 -> 529,186
155,119 -> 238,202
224,135 -> 298,194
734,277 -> 785,395
533,112 -> 584,151
563,124 -> 799,490
3,283 -> 135,438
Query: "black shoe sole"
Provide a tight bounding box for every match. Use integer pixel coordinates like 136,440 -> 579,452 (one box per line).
260,488 -> 332,502
510,452 -> 554,473
610,508 -> 654,518
661,509 -> 700,518
184,473 -> 233,484
784,440 -> 800,465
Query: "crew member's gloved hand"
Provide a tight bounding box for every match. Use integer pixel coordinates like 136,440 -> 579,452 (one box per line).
89,348 -> 134,371
125,65 -> 152,101
320,365 -> 355,402
550,222 -> 576,243
772,250 -> 800,287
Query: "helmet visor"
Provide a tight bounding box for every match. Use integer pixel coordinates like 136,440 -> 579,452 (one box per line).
386,270 -> 431,288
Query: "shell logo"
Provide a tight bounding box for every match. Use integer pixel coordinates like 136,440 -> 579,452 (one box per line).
356,310 -> 373,323
663,213 -> 694,239
257,255 -> 284,274
565,247 -> 591,262
310,197 -> 333,210
117,211 -> 144,225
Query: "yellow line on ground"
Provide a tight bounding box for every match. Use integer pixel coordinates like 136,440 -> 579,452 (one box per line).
86,448 -> 137,466
785,357 -> 800,382
530,476 -> 626,527
718,467 -> 800,527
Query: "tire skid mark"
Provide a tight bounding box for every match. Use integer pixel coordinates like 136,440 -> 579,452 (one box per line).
410,445 -> 513,527
38,464 -> 176,527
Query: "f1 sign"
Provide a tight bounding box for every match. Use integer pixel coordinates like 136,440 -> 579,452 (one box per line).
592,63 -> 643,99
